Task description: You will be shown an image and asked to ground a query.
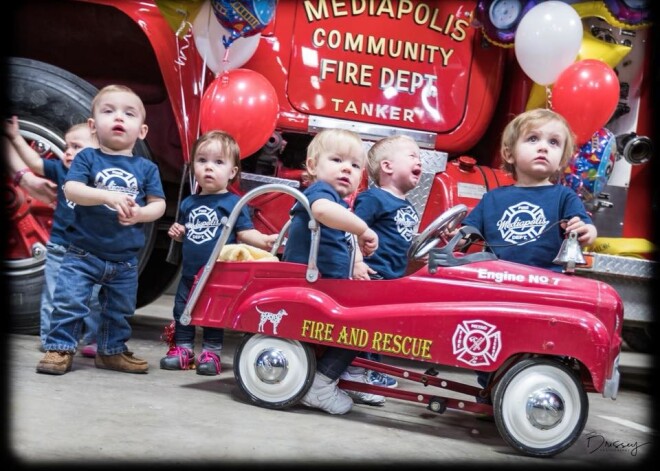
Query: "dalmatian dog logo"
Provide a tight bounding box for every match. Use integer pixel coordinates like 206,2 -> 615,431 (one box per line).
452,320 -> 501,367
256,306 -> 288,335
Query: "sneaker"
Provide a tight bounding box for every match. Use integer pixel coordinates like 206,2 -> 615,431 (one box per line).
196,351 -> 221,376
301,372 -> 353,415
159,346 -> 195,370
36,351 -> 74,375
95,352 -> 149,374
339,367 -> 386,406
80,343 -> 97,358
368,370 -> 398,388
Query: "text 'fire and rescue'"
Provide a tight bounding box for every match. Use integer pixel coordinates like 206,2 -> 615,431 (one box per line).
301,320 -> 433,360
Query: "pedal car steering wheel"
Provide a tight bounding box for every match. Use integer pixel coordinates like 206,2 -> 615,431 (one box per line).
408,204 -> 468,260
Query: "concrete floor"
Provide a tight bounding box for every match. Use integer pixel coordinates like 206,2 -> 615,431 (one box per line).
5,295 -> 655,467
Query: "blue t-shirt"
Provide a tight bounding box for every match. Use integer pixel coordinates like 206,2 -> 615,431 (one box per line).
282,181 -> 351,279
42,159 -> 74,247
462,184 -> 593,272
353,187 -> 419,279
64,147 -> 165,262
179,192 -> 254,278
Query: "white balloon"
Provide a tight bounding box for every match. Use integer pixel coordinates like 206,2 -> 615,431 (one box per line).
192,0 -> 261,73
514,1 -> 583,86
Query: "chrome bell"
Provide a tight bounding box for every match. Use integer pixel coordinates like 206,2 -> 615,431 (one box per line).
553,231 -> 587,274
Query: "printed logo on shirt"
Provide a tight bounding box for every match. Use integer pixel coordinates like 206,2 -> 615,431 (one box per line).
185,205 -> 221,245
395,206 -> 419,242
95,168 -> 139,211
497,201 -> 548,246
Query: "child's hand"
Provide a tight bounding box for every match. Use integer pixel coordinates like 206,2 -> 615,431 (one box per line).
563,217 -> 598,246
20,172 -> 57,205
168,222 -> 185,242
352,260 -> 375,280
117,205 -> 143,226
105,192 -> 137,219
358,227 -> 378,257
264,233 -> 278,249
444,227 -> 459,239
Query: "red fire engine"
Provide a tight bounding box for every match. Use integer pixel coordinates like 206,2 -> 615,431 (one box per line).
4,2 -> 652,346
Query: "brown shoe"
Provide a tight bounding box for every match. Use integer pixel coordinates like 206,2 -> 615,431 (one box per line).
95,351 -> 149,374
36,351 -> 74,375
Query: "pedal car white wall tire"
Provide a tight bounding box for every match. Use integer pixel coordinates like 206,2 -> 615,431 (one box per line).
492,358 -> 589,457
234,334 -> 316,409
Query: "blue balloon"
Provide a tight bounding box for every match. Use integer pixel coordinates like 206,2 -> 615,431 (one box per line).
211,0 -> 276,48
562,127 -> 616,200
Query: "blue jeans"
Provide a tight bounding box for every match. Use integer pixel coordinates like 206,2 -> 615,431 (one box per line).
359,351 -> 382,362
41,242 -> 101,347
173,276 -> 224,351
43,245 -> 137,355
316,347 -> 359,381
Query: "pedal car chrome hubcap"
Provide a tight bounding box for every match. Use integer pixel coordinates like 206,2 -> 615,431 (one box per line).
525,388 -> 565,430
255,348 -> 288,384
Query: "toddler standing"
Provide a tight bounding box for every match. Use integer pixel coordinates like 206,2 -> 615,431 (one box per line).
36,84 -> 166,375
4,116 -> 102,356
161,130 -> 277,375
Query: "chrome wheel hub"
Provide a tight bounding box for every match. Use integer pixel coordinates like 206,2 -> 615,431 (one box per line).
254,348 -> 288,384
526,388 -> 565,430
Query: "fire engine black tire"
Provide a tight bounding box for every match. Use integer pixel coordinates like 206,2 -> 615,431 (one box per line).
5,57 -> 157,332
622,326 -> 652,353
234,334 -> 316,409
4,259 -> 44,334
492,358 -> 588,457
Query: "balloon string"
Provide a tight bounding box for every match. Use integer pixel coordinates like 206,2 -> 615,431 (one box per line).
174,21 -> 193,67
545,86 -> 552,109
173,17 -> 194,162
174,13 -> 189,37
174,19 -> 192,166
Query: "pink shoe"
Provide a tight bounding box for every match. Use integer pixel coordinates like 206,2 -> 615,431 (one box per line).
159,346 -> 195,370
196,351 -> 221,376
80,343 -> 97,358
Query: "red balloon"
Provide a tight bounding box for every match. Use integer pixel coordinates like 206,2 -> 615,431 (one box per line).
200,69 -> 279,158
551,59 -> 620,145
